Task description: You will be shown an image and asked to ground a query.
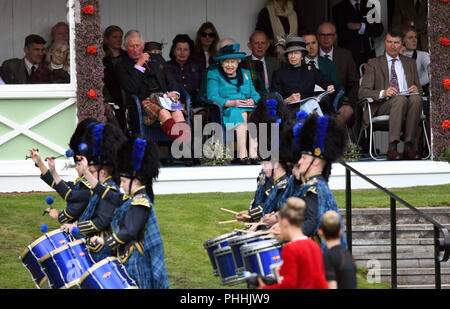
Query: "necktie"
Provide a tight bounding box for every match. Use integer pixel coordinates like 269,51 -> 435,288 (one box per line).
324,54 -> 330,60
309,60 -> 316,69
28,65 -> 36,82
389,58 -> 400,92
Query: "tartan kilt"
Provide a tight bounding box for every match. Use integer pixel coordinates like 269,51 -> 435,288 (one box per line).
141,94 -> 163,126
141,93 -> 188,126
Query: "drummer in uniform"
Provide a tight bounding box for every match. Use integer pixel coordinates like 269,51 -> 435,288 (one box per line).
236,94 -> 293,225
28,118 -> 99,224
272,113 -> 348,248
79,136 -> 170,289
65,123 -> 126,262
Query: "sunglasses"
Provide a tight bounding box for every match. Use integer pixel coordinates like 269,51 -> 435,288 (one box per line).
201,32 -> 216,38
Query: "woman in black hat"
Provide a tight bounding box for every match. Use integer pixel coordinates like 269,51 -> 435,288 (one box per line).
271,37 -> 335,116
79,136 -> 169,289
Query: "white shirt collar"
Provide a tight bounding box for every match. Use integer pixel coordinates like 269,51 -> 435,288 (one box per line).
24,57 -> 36,75
386,52 -> 400,63
251,55 -> 265,63
319,47 -> 334,60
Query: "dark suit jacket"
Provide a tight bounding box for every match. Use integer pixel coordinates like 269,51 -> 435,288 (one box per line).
332,46 -> 360,107
1,58 -> 29,84
359,54 -> 422,127
115,53 -> 181,101
332,0 -> 384,66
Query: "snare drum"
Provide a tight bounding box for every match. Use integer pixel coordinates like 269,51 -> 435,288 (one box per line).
241,239 -> 283,277
213,246 -> 244,285
79,257 -> 138,289
203,231 -> 242,276
39,239 -> 95,289
229,233 -> 266,275
20,229 -> 72,288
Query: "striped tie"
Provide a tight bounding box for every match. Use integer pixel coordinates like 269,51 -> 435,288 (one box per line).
390,58 -> 400,92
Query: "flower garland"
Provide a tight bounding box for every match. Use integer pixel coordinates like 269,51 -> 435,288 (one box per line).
429,0 -> 449,160
75,0 -> 105,123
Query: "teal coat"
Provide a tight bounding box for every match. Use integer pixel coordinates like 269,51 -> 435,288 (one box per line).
207,67 -> 261,130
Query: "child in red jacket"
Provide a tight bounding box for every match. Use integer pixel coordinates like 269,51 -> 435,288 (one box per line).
258,197 -> 329,289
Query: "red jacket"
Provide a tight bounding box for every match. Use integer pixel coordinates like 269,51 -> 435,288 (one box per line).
264,238 -> 329,289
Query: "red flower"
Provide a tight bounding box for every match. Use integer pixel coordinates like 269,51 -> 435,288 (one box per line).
86,46 -> 97,54
442,120 -> 450,131
439,37 -> 450,46
82,5 -> 94,15
87,89 -> 98,100
444,79 -> 450,90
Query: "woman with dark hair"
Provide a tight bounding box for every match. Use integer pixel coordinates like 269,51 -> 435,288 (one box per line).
192,22 -> 220,70
166,34 -> 204,120
102,25 -> 128,131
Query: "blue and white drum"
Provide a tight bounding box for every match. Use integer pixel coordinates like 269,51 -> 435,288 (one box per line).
228,233 -> 266,275
20,229 -> 72,288
203,231 -> 242,276
79,257 -> 138,289
213,246 -> 244,285
39,238 -> 95,289
241,239 -> 283,277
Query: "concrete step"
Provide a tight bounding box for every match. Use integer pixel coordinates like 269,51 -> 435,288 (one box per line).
339,207 -> 450,226
378,268 -> 450,286
398,284 -> 450,289
350,224 -> 450,240
354,256 -> 447,269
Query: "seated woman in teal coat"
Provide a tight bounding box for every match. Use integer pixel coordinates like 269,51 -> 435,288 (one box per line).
206,43 -> 261,164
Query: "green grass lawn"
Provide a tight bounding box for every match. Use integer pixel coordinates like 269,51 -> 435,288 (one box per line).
2,184 -> 448,289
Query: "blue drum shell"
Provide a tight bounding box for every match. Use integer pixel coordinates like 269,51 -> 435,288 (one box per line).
213,246 -> 236,281
229,233 -> 266,270
20,229 -> 72,288
203,231 -> 242,275
39,239 -> 94,289
241,239 -> 283,276
79,257 -> 138,289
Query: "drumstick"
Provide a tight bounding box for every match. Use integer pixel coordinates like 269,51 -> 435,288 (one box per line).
220,208 -> 251,219
218,219 -> 239,224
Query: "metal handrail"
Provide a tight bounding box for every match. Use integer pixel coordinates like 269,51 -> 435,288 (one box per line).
340,160 -> 450,289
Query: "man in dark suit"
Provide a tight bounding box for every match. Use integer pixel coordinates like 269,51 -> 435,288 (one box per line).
1,34 -> 46,84
392,0 -> 428,51
359,28 -> 423,160
240,31 -> 281,94
115,30 -> 189,141
317,21 -> 360,128
332,0 -> 384,67
302,31 -> 345,119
